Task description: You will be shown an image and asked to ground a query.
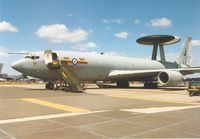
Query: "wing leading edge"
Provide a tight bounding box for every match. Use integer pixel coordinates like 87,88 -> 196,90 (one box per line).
108,67 -> 200,79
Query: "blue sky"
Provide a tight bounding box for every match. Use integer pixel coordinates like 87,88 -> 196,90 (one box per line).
1,0 -> 200,74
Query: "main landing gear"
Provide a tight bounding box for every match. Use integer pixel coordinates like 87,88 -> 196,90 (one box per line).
45,82 -> 54,90
116,81 -> 129,88
144,82 -> 158,89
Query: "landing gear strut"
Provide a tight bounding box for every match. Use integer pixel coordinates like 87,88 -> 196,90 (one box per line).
45,82 -> 54,90
116,81 -> 129,88
144,82 -> 158,89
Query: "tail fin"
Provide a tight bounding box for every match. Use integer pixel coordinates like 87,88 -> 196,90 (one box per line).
0,63 -> 3,73
177,37 -> 192,67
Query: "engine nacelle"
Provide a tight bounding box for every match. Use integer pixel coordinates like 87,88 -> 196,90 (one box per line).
158,71 -> 183,86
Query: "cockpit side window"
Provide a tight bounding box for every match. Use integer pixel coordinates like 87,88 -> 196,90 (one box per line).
52,53 -> 58,60
31,56 -> 35,60
35,56 -> 40,59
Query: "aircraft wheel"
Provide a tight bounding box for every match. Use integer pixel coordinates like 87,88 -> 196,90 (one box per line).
144,82 -> 158,89
48,82 -> 54,90
117,81 -> 129,88
152,83 -> 158,88
46,82 -> 54,90
45,83 -> 50,89
189,91 -> 193,97
144,82 -> 148,88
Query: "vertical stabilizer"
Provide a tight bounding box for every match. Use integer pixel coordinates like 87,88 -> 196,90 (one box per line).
0,63 -> 3,73
177,37 -> 192,67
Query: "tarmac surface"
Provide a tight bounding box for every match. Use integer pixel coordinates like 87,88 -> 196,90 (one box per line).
0,84 -> 200,138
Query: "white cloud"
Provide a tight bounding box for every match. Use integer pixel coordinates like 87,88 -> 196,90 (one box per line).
35,24 -> 89,43
0,21 -> 18,32
165,50 -> 199,67
71,42 -> 97,51
192,40 -> 200,46
114,32 -> 129,39
165,52 -> 179,62
102,19 -> 123,24
149,17 -> 172,28
133,19 -> 141,24
0,47 -> 29,57
103,51 -> 123,56
143,52 -> 178,62
0,47 -> 11,57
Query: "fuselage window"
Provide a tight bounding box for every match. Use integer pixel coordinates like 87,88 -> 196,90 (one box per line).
25,56 -> 30,59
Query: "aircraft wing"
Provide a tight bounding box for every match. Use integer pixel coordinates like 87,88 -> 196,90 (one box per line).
177,67 -> 200,75
8,52 -> 29,54
108,67 -> 200,79
108,69 -> 161,79
0,74 -> 27,80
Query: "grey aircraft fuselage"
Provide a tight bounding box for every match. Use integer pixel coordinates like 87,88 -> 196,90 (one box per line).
12,51 -> 177,82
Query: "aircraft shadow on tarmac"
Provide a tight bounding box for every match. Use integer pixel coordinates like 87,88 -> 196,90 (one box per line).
160,88 -> 187,91
24,88 -> 47,91
87,84 -> 187,91
22,84 -> 187,93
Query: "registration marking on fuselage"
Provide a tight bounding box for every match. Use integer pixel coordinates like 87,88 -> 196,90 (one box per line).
21,98 -> 90,112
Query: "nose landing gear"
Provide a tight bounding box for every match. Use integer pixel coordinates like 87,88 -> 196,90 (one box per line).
45,82 -> 54,90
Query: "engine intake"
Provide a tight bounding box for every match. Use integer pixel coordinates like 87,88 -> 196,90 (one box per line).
158,71 -> 183,86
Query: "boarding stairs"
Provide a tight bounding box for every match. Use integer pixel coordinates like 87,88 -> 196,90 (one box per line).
44,50 -> 85,92
58,61 -> 85,92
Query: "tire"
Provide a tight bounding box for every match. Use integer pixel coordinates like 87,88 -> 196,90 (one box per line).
189,91 -> 193,97
144,82 -> 158,89
117,81 -> 129,88
48,82 -> 54,90
144,82 -> 148,88
152,83 -> 158,89
45,83 -> 50,89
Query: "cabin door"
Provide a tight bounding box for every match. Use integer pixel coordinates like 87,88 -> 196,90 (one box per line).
44,50 -> 53,65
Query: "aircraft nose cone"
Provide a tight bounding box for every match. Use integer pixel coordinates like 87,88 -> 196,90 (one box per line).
11,60 -> 24,72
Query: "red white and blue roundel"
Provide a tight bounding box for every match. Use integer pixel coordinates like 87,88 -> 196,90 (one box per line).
72,58 -> 78,65
61,57 -> 88,65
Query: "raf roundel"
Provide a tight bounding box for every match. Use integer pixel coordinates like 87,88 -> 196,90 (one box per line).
72,58 -> 78,65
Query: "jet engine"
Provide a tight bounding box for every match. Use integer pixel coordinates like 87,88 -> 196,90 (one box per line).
158,71 -> 183,86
